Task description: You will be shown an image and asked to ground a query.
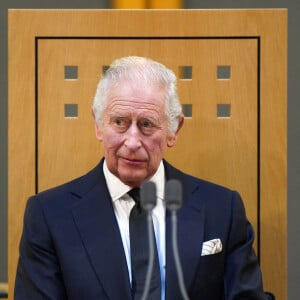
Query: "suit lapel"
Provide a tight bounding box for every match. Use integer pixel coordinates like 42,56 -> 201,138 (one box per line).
69,160 -> 206,299
71,162 -> 132,300
164,161 -> 206,299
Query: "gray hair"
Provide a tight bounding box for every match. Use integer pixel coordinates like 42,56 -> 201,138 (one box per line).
92,56 -> 182,135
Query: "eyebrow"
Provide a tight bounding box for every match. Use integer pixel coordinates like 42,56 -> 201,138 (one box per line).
138,115 -> 160,123
109,112 -> 160,121
108,113 -> 130,118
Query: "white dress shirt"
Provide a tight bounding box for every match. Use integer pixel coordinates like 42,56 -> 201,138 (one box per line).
103,160 -> 166,299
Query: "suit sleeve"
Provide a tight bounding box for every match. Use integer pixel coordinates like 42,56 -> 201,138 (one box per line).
224,192 -> 267,300
14,195 -> 68,300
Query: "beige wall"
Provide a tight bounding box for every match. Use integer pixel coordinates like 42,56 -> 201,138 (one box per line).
1,1 -> 299,299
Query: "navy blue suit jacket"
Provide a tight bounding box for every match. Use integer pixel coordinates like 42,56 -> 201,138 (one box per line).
15,160 -> 267,299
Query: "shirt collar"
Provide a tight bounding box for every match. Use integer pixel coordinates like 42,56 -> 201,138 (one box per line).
103,160 -> 165,202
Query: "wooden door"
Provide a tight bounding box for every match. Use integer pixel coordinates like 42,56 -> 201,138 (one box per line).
8,9 -> 287,300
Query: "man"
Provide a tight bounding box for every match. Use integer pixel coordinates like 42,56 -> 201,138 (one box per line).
15,56 -> 268,299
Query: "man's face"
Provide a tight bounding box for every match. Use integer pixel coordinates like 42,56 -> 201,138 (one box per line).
94,80 -> 181,187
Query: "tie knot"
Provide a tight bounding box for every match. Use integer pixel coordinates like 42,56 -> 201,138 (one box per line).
128,188 -> 141,204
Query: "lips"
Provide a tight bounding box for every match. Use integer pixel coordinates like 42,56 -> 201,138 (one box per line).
120,156 -> 146,165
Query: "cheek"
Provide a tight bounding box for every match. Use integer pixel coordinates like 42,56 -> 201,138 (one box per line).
103,135 -> 122,149
145,136 -> 167,155
101,129 -> 123,150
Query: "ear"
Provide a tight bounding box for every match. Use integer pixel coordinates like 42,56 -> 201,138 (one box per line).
167,115 -> 184,148
92,109 -> 103,142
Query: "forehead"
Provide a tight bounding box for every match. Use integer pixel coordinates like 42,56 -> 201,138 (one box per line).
106,80 -> 166,113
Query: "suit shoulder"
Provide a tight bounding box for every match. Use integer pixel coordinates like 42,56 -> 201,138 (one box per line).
33,161 -> 103,204
164,160 -> 235,194
163,160 -> 243,213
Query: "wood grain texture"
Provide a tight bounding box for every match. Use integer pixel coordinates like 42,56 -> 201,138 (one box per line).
8,9 -> 287,299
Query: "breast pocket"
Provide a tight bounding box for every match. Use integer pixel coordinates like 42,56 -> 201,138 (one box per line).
191,252 -> 225,296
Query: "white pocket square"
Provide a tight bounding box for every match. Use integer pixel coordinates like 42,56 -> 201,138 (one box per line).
201,238 -> 223,256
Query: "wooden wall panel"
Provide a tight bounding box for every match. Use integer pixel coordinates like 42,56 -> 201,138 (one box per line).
8,9 -> 287,299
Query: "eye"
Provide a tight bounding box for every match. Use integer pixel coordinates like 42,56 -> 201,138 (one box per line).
138,118 -> 159,135
110,116 -> 130,132
115,118 -> 124,126
141,120 -> 152,128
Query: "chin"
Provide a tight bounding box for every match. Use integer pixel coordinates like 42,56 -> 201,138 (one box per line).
119,173 -> 146,186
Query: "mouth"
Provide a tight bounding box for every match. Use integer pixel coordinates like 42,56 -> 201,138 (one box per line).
121,157 -> 146,165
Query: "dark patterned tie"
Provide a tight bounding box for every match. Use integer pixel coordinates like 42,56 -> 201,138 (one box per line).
128,188 -> 161,300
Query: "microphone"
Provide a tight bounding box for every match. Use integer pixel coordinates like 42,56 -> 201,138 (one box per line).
165,179 -> 190,300
140,181 -> 157,211
140,181 -> 157,300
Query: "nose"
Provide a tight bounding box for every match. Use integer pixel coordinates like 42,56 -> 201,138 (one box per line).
124,123 -> 142,150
